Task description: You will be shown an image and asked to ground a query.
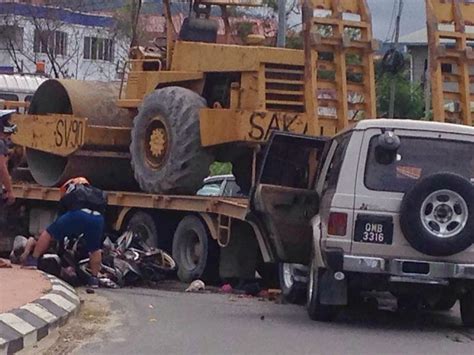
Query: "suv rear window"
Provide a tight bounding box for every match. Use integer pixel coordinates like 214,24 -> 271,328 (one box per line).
365,135 -> 474,192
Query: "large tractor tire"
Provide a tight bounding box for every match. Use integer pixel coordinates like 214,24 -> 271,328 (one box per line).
130,87 -> 214,194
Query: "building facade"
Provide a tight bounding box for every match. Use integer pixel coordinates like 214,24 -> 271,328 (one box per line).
0,2 -> 128,80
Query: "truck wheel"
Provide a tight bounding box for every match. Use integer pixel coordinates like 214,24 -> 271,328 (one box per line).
172,215 -> 219,283
125,211 -> 158,248
130,87 -> 214,194
400,173 -> 474,256
279,263 -> 307,304
460,290 -> 474,327
307,260 -> 339,321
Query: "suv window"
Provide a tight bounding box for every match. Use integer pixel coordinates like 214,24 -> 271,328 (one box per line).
365,135 -> 474,192
323,133 -> 352,192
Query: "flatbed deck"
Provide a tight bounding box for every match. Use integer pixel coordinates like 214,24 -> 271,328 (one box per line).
12,184 -> 249,220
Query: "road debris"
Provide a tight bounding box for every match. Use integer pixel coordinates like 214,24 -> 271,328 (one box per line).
185,280 -> 205,292
220,284 -> 233,293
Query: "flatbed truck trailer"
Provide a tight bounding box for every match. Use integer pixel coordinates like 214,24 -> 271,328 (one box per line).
6,182 -> 275,284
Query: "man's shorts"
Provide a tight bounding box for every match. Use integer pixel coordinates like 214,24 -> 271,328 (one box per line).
46,209 -> 104,253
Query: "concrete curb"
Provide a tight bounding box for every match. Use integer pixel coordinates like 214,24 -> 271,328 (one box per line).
0,272 -> 80,355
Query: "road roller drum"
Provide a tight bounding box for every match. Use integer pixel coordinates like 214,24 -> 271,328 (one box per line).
13,79 -> 137,190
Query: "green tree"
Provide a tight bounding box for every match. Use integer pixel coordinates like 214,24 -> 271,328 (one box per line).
285,30 -> 303,49
376,72 -> 424,119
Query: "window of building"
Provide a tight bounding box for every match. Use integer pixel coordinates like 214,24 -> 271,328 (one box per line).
83,37 -> 114,62
0,25 -> 24,51
441,63 -> 453,73
34,30 -> 68,56
55,31 -> 67,56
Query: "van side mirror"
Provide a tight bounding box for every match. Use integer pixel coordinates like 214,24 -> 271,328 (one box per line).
375,131 -> 400,165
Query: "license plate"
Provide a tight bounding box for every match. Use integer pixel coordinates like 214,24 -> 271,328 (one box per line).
354,215 -> 393,245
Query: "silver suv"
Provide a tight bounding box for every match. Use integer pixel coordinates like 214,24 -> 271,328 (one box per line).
253,119 -> 474,326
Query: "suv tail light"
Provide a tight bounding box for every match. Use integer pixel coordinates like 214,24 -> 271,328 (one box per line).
328,212 -> 348,236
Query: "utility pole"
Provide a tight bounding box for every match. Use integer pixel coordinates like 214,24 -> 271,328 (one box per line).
388,0 -> 403,118
130,0 -> 143,48
277,0 -> 286,47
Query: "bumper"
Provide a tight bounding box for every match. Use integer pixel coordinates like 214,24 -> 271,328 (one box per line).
343,255 -> 474,283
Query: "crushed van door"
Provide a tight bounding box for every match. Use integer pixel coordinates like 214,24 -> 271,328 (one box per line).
250,132 -> 328,264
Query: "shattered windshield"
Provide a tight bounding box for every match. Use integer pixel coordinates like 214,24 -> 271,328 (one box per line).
365,135 -> 474,193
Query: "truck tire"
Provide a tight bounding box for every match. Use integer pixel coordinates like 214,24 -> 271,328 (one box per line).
130,87 -> 214,194
307,260 -> 339,321
172,215 -> 219,283
400,173 -> 474,256
125,211 -> 159,249
460,289 -> 474,327
279,263 -> 307,304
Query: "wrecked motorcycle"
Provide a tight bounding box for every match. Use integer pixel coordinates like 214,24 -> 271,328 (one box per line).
40,230 -> 176,288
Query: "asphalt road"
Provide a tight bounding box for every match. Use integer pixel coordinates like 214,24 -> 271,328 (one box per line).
72,287 -> 474,355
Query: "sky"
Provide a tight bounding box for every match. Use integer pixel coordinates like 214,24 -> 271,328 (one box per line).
367,0 -> 426,40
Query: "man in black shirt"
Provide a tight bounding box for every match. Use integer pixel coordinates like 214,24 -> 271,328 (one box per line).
0,110 -> 17,206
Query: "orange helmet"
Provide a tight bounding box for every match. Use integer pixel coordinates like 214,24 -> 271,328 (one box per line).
60,177 -> 90,197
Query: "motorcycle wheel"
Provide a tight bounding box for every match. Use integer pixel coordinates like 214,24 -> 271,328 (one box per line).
148,249 -> 177,274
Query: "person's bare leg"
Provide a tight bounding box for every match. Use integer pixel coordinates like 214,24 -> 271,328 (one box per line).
32,230 -> 53,258
89,250 -> 102,277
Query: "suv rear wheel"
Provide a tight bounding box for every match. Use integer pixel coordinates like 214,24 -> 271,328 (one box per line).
429,290 -> 457,311
460,290 -> 474,327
